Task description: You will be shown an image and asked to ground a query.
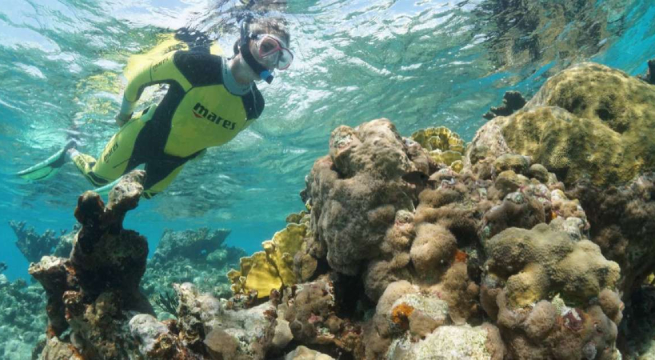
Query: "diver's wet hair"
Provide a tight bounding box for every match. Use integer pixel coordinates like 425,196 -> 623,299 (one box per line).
233,17 -> 290,55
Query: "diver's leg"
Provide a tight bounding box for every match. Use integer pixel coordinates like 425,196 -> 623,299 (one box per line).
141,161 -> 187,199
70,116 -> 149,187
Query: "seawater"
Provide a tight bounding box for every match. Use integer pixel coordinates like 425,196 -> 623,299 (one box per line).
0,0 -> 653,280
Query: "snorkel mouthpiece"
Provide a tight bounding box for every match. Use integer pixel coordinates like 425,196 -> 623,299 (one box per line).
260,70 -> 273,84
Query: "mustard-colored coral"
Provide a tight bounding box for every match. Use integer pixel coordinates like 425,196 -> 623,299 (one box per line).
411,127 -> 466,171
476,63 -> 655,187
228,222 -> 308,298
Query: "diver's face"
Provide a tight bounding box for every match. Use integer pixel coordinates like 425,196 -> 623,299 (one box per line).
248,38 -> 275,70
248,35 -> 292,71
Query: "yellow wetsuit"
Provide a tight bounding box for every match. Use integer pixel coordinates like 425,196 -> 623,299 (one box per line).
72,47 -> 265,198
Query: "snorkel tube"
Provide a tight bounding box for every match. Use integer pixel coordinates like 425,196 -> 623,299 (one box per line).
239,16 -> 274,84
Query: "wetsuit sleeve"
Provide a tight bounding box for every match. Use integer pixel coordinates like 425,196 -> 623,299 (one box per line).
120,51 -> 194,115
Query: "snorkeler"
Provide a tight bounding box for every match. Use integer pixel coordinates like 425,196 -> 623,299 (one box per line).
17,17 -> 293,198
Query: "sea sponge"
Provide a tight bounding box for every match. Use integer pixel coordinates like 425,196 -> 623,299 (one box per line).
204,329 -> 239,360
390,303 -> 414,330
482,192 -> 546,240
363,254 -> 412,301
430,262 -> 480,325
598,289 -> 623,324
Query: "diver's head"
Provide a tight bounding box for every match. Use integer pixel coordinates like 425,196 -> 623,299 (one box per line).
233,17 -> 292,83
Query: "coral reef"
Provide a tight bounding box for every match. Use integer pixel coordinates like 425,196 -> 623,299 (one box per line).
142,227 -> 245,316
153,227 -> 231,262
468,62 -> 655,301
0,276 -> 46,360
27,61 -> 655,360
483,91 -> 526,119
9,221 -> 64,263
228,219 -> 310,299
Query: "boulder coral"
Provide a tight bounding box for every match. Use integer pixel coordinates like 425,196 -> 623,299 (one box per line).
468,62 -> 655,188
481,224 -> 623,359
142,227 -> 245,312
484,224 -> 619,307
568,173 -> 655,296
304,119 -> 418,276
153,227 -> 231,262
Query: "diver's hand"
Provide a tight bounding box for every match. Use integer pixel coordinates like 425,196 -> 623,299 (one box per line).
115,112 -> 132,127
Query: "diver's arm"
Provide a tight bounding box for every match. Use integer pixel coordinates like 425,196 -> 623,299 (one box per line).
116,51 -> 193,126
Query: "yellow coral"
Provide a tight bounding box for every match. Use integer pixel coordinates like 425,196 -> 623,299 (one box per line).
228,222 -> 308,298
494,63 -> 655,187
411,127 -> 467,172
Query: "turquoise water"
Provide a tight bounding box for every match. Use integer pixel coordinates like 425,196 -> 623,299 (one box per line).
0,0 -> 653,282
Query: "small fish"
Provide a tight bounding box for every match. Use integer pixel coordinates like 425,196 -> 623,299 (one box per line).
0,262 -> 7,273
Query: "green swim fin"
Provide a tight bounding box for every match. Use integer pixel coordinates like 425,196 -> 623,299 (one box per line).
92,176 -> 122,196
16,140 -> 76,181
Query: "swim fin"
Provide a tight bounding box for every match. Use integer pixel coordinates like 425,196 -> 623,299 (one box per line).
92,176 -> 122,196
16,140 -> 76,181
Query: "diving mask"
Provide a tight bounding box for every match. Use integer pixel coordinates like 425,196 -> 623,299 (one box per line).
255,34 -> 293,70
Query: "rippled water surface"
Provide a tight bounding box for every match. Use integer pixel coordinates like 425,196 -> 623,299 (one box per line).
1,0 -> 654,279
